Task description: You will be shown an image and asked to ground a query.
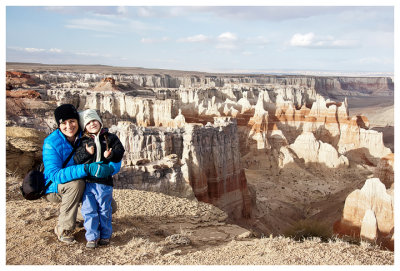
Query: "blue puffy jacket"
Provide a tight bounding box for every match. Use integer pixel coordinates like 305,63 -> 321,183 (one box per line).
42,129 -> 121,194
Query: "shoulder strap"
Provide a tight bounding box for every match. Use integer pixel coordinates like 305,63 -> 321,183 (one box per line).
62,138 -> 81,168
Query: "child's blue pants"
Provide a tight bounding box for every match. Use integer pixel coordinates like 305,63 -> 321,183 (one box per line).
81,182 -> 113,241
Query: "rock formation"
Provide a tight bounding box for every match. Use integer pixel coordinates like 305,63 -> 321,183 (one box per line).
374,153 -> 394,189
181,118 -> 252,219
14,73 -> 392,222
333,178 -> 394,250
6,94 -> 56,133
360,209 -> 378,242
92,77 -> 122,91
43,83 -> 391,168
5,64 -> 394,237
6,126 -> 47,176
6,89 -> 41,99
8,64 -> 393,96
6,71 -> 38,88
113,153 -> 194,199
110,118 -> 252,219
289,132 -> 349,168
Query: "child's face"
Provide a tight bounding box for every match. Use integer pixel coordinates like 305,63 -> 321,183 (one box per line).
85,120 -> 101,134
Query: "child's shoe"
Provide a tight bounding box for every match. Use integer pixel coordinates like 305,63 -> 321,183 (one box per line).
86,239 -> 98,249
98,238 -> 110,246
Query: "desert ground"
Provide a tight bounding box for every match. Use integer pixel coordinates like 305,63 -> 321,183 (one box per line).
5,171 -> 394,265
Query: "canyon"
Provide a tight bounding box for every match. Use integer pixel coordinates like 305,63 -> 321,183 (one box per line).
5,63 -> 394,251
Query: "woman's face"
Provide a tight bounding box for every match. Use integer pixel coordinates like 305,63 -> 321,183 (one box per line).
85,120 -> 101,134
59,119 -> 79,140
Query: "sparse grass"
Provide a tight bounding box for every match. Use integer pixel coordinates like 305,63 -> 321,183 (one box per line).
6,168 -> 19,178
6,169 -> 23,201
165,234 -> 191,245
283,219 -> 333,242
165,226 -> 192,246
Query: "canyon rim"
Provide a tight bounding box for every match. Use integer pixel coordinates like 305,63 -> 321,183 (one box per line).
5,63 -> 394,264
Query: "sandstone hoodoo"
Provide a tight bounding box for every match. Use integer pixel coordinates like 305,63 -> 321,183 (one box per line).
5,63 -> 394,251
334,178 -> 394,251
92,77 -> 122,91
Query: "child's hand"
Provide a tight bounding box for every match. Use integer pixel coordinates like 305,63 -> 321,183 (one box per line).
104,148 -> 112,158
86,144 -> 95,155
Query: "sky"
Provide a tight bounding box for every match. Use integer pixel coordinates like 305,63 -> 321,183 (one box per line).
4,2 -> 396,74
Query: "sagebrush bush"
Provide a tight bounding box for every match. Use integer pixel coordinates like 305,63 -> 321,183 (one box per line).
284,219 -> 333,242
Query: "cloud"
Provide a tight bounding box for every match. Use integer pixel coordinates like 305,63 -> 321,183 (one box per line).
215,32 -> 239,50
45,6 -> 125,16
215,43 -> 237,50
246,36 -> 269,43
134,7 -> 189,18
128,20 -> 163,32
8,46 -> 111,58
117,6 -> 128,15
178,34 -> 210,43
187,6 -> 352,22
65,18 -> 121,33
290,33 -> 315,47
49,48 -> 63,53
289,32 -> 359,48
8,47 -> 64,53
137,7 -> 156,17
140,37 -> 169,44
217,32 -> 238,42
74,51 -> 112,58
75,52 -> 101,57
242,51 -> 253,56
24,48 -> 46,53
92,34 -> 115,38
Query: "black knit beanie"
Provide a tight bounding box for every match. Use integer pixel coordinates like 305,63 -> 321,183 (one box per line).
54,104 -> 79,126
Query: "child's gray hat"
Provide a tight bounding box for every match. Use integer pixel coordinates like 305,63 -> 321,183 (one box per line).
79,109 -> 103,131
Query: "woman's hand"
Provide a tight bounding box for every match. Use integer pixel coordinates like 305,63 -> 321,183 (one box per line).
84,162 -> 114,178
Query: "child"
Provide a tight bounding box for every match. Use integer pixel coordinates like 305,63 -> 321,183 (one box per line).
74,109 -> 125,248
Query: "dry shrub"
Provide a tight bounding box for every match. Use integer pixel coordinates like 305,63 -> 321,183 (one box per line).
6,169 -> 23,201
165,227 -> 192,246
284,219 -> 332,242
165,234 -> 191,245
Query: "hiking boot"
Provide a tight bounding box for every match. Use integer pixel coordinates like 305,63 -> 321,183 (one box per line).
54,226 -> 75,244
86,240 -> 98,249
98,238 -> 110,246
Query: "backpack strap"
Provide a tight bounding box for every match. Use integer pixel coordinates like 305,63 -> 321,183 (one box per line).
40,180 -> 53,196
62,141 -> 79,168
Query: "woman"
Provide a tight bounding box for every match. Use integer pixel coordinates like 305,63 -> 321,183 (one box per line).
42,104 -> 120,244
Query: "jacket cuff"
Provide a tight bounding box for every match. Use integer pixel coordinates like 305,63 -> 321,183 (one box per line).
84,164 -> 89,176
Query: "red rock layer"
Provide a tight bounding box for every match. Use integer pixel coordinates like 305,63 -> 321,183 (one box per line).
6,90 -> 41,99
6,71 -> 37,87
